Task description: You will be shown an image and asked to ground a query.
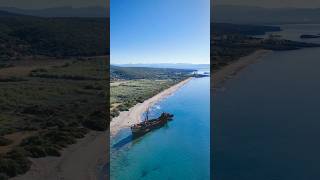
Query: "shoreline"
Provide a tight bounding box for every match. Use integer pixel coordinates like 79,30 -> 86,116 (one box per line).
213,49 -> 272,87
110,77 -> 193,137
12,131 -> 108,180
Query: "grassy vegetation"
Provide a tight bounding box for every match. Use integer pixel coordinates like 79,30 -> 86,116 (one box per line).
30,58 -> 107,80
110,65 -> 193,80
0,148 -> 31,178
111,79 -> 179,118
0,57 -> 108,178
110,66 -> 193,119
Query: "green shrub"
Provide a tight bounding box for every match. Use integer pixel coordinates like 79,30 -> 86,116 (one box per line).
118,104 -> 129,111
0,149 -> 31,177
20,136 -> 45,146
44,146 -> 61,157
110,109 -> 119,118
43,130 -> 76,147
24,146 -> 46,158
70,128 -> 88,138
82,110 -> 107,131
0,158 -> 19,177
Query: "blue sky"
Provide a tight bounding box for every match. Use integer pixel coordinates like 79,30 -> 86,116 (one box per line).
111,0 -> 210,64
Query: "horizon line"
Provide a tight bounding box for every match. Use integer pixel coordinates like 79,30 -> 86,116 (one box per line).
0,5 -> 107,10
111,63 -> 210,65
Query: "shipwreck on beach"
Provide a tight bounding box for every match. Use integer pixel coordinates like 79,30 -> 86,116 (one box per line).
131,112 -> 174,138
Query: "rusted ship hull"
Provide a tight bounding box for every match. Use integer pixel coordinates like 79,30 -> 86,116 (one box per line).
131,113 -> 173,138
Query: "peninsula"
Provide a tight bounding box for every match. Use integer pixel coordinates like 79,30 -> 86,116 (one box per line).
212,23 -> 320,86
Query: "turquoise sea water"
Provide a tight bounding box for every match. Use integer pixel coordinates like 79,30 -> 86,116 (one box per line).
110,77 -> 210,180
213,24 -> 320,180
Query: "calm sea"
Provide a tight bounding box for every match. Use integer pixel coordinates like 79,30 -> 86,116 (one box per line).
213,24 -> 320,180
110,76 -> 210,180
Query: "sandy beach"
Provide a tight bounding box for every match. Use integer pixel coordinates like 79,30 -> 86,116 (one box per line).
9,50 -> 268,179
12,130 -> 108,180
110,77 -> 192,137
213,49 -> 272,87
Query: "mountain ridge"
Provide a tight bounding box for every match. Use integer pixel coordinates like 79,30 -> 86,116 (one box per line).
112,63 -> 209,70
0,9 -> 24,17
213,5 -> 320,24
0,6 -> 108,17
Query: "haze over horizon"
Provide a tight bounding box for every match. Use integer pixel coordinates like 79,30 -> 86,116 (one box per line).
216,0 -> 320,8
0,0 -> 107,9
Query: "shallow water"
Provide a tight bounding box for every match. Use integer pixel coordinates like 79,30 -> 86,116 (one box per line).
213,24 -> 320,180
110,77 -> 210,180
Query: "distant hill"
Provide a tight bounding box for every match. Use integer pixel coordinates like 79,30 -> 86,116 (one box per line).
0,13 -> 108,59
110,65 -> 194,80
0,6 -> 108,18
0,10 -> 23,17
213,5 -> 320,24
114,63 -> 209,70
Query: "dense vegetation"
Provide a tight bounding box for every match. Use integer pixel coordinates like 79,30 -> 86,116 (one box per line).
0,58 -> 108,178
0,10 -> 109,178
110,66 -> 193,119
0,11 -> 108,60
110,65 -> 193,81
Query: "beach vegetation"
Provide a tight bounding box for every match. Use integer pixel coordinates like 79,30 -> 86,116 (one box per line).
0,10 -> 109,178
110,66 -> 193,119
0,57 -> 107,177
